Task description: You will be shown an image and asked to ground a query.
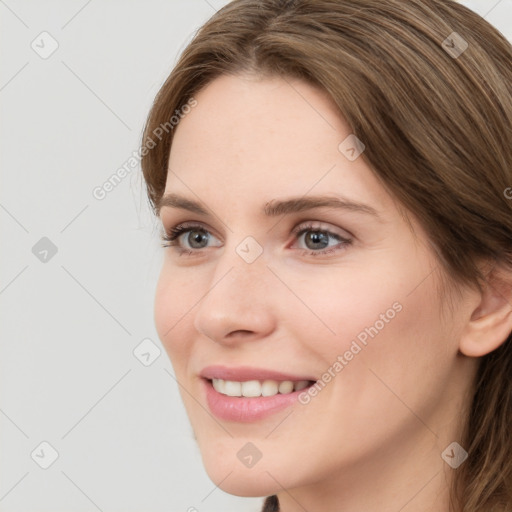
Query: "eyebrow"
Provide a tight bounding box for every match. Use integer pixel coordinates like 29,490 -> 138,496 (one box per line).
157,193 -> 381,220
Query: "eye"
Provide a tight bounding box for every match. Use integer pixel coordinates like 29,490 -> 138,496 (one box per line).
290,222 -> 352,256
160,221 -> 353,257
160,222 -> 221,254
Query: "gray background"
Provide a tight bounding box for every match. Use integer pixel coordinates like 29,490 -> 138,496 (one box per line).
1,1 -> 511,511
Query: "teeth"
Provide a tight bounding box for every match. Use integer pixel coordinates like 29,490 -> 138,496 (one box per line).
223,380 -> 241,397
261,380 -> 278,396
278,381 -> 294,394
242,380 -> 261,397
211,378 -> 312,397
212,378 -> 225,394
294,380 -> 310,391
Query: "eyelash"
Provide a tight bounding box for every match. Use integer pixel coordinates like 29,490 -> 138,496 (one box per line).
160,221 -> 352,257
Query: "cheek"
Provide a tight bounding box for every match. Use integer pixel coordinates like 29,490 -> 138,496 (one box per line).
321,268 -> 454,431
279,260 -> 409,355
288,256 -> 452,398
154,267 -> 197,363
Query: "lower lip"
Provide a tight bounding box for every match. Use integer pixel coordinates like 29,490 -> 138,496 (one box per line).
203,379 -> 312,422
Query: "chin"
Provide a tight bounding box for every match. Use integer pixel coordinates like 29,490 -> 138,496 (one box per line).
204,464 -> 282,498
197,442 -> 288,497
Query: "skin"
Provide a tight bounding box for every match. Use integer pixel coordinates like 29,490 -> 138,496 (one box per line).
153,73 -> 512,512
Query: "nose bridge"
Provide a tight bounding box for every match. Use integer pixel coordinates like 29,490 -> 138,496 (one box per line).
193,239 -> 275,342
211,233 -> 270,302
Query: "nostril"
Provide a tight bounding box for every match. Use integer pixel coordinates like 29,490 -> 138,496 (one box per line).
226,330 -> 254,337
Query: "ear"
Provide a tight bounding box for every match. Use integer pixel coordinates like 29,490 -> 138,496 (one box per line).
459,262 -> 512,358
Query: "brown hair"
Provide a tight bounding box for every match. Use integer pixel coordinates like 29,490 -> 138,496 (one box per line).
140,1 -> 512,510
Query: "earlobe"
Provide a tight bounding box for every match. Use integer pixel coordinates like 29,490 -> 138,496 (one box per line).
459,265 -> 512,358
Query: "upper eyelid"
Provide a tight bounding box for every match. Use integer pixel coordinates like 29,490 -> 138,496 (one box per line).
292,221 -> 349,236
163,220 -> 350,242
164,221 -> 221,239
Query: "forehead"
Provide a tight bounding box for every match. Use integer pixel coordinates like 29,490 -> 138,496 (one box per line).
165,74 -> 387,214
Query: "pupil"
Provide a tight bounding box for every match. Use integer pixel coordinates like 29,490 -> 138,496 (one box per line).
306,231 -> 328,249
189,230 -> 208,248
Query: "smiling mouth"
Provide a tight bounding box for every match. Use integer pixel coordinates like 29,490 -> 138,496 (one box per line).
207,378 -> 316,398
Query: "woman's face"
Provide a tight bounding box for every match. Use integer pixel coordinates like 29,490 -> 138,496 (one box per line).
154,74 -> 476,500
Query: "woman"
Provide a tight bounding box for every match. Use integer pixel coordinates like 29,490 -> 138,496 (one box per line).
141,1 -> 512,510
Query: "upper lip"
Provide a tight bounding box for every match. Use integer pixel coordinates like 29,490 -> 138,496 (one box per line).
200,365 -> 316,382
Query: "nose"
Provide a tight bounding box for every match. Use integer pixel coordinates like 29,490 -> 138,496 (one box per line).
193,248 -> 276,345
